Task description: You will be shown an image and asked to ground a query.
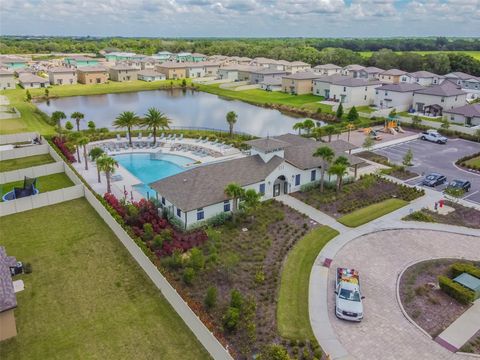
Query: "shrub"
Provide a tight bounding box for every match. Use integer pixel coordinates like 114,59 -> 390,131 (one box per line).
23,262 -> 32,274
255,270 -> 265,284
182,267 -> 196,285
230,289 -> 244,309
438,275 -> 475,304
188,247 -> 205,271
152,234 -> 164,250
405,210 -> 435,222
206,212 -> 232,226
450,263 -> 480,279
52,136 -> 76,162
204,286 -> 217,309
257,344 -> 291,360
223,307 -> 240,331
142,223 -> 154,241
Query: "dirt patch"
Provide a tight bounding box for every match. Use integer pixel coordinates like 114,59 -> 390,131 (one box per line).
399,259 -> 478,338
461,329 -> 480,354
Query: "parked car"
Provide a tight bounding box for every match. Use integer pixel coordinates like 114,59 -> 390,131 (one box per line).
447,179 -> 471,192
420,130 -> 448,144
422,173 -> 447,187
335,268 -> 364,322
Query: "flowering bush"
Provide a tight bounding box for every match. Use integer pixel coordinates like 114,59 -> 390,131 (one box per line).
52,136 -> 76,163
103,193 -> 208,256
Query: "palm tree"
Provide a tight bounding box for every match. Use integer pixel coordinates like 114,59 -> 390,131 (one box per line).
313,146 -> 335,193
89,147 -> 105,183
143,107 -> 171,145
226,111 -> 238,137
329,156 -> 350,192
293,121 -> 305,135
97,155 -> 117,193
240,189 -> 261,221
303,119 -> 315,135
323,125 -> 336,143
51,111 -> 66,133
312,126 -> 325,141
224,183 -> 244,221
68,131 -> 82,163
71,112 -> 85,131
78,137 -> 90,170
113,111 -> 140,146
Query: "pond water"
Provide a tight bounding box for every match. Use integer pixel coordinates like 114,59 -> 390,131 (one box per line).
36,89 -> 306,136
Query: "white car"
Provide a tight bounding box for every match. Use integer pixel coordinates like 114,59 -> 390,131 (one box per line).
420,130 -> 448,144
335,268 -> 364,322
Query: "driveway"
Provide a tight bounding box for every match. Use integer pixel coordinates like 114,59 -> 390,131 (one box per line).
328,229 -> 480,360
373,138 -> 480,204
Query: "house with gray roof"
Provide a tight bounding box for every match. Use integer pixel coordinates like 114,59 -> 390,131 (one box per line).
18,73 -> 50,89
0,247 -> 18,341
250,68 -> 288,85
329,77 -> 382,106
342,64 -> 366,78
137,70 -> 166,82
400,71 -> 444,87
374,83 -> 424,111
444,104 -> 480,127
282,72 -> 322,94
48,66 -> 77,85
379,69 -> 407,84
358,67 -> 384,80
412,79 -> 468,115
444,72 -> 480,96
313,64 -> 342,76
108,65 -> 139,82
150,134 -> 363,229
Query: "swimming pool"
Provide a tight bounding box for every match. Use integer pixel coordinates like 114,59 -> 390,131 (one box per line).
114,153 -> 194,198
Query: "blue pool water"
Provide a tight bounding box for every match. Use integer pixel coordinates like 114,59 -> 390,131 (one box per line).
114,153 -> 194,198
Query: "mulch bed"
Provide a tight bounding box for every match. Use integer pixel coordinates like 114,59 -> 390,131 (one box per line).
399,259 -> 475,338
162,200 -> 320,359
461,329 -> 480,354
422,201 -> 480,229
356,151 -> 419,180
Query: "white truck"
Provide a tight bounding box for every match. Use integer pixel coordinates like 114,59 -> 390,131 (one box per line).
420,129 -> 448,144
335,268 -> 364,322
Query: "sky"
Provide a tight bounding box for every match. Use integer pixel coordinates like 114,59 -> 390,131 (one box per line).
1,0 -> 479,38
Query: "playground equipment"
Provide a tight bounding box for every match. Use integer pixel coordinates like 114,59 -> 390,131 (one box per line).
383,119 -> 405,135
1,177 -> 39,201
363,127 -> 382,140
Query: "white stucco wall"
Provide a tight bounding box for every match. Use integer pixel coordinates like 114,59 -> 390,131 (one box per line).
412,93 -> 468,111
0,75 -> 15,90
313,80 -> 331,97
374,89 -> 413,111
330,84 -> 378,106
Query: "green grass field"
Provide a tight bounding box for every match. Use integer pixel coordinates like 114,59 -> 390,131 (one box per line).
358,50 -> 480,60
337,198 -> 408,227
465,155 -> 480,168
0,154 -> 55,172
277,226 -> 339,340
0,172 -> 74,200
0,199 -> 210,360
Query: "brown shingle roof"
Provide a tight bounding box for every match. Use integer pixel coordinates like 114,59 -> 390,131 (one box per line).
18,73 -> 49,83
376,83 -> 424,93
77,66 -> 108,73
444,104 -> 480,117
283,72 -> 322,80
413,79 -> 466,97
246,138 -> 290,151
380,68 -> 407,76
0,247 -> 17,313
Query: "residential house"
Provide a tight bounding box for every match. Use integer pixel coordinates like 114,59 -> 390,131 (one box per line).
156,62 -> 188,79
444,72 -> 480,95
358,67 -> 384,80
77,66 -> 109,84
313,64 -> 342,76
18,73 -> 50,89
379,69 -> 407,84
250,68 -> 288,85
329,78 -> 382,106
48,67 -> 77,85
444,104 -> 480,127
104,52 -> 137,62
217,65 -> 260,81
230,56 -> 252,65
0,247 -> 19,341
108,65 -> 139,82
154,51 -> 173,62
0,69 -> 15,90
342,64 -> 366,78
0,56 -> 27,70
150,134 -> 363,229
412,79 -> 468,115
64,56 -> 99,68
250,57 -> 279,69
185,61 -> 221,78
191,53 -> 208,62
140,58 -> 158,70
175,52 -> 193,62
313,74 -> 347,98
260,78 -> 283,91
282,72 -> 322,95
374,83 -> 424,111
400,71 -> 444,87
137,70 -> 166,82
288,61 -> 311,74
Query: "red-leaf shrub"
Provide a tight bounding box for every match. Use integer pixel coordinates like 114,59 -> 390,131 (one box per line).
52,136 -> 76,163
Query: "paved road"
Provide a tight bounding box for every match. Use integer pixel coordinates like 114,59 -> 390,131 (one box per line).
373,138 -> 480,204
328,229 -> 480,360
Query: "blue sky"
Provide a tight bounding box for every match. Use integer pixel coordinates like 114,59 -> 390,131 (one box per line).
1,0 -> 479,37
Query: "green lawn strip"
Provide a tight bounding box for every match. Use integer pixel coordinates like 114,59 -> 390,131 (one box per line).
464,156 -> 480,168
356,105 -> 375,114
337,198 -> 408,227
0,199 -> 210,360
277,226 -> 339,340
0,154 -> 55,172
0,172 -> 74,199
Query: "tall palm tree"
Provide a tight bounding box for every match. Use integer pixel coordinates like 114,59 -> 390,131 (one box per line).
142,107 -> 171,145
113,111 -> 140,146
226,111 -> 238,137
51,111 -> 66,134
329,156 -> 350,192
71,112 -> 85,131
313,146 -> 335,193
293,121 -> 305,135
68,131 -> 82,164
78,137 -> 90,170
89,147 -> 105,183
97,155 -> 117,193
323,125 -> 336,143
303,119 -> 315,135
240,189 -> 261,221
224,182 -> 244,221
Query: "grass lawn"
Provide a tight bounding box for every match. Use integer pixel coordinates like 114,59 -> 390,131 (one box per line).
0,154 -> 55,172
356,105 -> 376,114
465,155 -> 480,168
358,50 -> 480,60
277,226 -> 339,341
0,199 -> 210,360
337,198 -> 408,227
0,173 -> 74,199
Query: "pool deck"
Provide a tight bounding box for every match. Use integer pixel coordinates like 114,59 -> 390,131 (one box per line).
76,137 -> 245,201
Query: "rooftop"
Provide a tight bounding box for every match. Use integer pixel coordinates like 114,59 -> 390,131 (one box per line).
283,71 -> 322,80
138,69 -> 164,77
109,64 -> 139,71
344,64 -> 365,71
331,77 -> 382,87
18,73 -> 49,83
77,66 -> 108,73
0,69 -> 14,76
414,79 -> 466,97
381,68 -> 407,76
246,137 -> 291,152
364,66 -> 384,74
0,246 -> 17,313
444,103 -> 480,117
408,70 -> 441,78
444,72 -> 479,81
48,66 -> 76,73
376,83 -> 425,93
314,63 -> 341,70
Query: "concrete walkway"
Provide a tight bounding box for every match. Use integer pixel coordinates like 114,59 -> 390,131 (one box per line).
437,300 -> 480,352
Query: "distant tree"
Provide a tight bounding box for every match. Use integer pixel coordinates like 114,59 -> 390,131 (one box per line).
51,111 -> 66,133
403,148 -> 414,166
336,103 -> 344,120
89,147 -> 105,183
25,90 -> 31,102
224,183 -> 244,221
71,111 -> 85,131
87,120 -> 96,132
96,155 -> 117,193
113,111 -> 140,146
64,120 -> 74,131
347,106 -> 359,122
363,136 -> 375,152
143,107 -> 171,144
44,88 -> 49,98
226,111 -> 238,137
441,117 -> 450,129
293,121 -> 305,135
323,125 -> 336,142
303,118 -> 315,135
313,146 -> 335,192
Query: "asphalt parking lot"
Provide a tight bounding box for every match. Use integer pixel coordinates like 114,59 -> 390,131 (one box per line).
374,138 -> 480,204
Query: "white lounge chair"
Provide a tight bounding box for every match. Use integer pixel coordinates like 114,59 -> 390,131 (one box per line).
116,134 -> 121,141
178,134 -> 184,141
159,133 -> 165,140
202,137 -> 209,143
137,133 -> 142,141
195,136 -> 203,143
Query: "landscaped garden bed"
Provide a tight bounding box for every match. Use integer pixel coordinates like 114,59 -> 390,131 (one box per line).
399,259 -> 479,338
461,330 -> 480,354
456,152 -> 480,171
356,151 -> 419,180
292,174 -> 424,219
0,154 -> 55,172
403,201 -> 480,229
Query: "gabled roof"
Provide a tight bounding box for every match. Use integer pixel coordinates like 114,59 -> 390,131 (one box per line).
314,63 -> 341,70
18,73 -> 49,83
138,70 -> 164,77
376,83 -> 425,92
413,79 -> 466,97
283,71 -> 322,80
313,74 -> 347,84
251,68 -> 288,75
77,66 -> 108,73
331,77 -> 381,87
444,72 -> 478,81
0,69 -> 14,76
344,64 -> 365,71
109,64 -> 139,71
380,68 -> 407,76
407,70 -> 440,78
0,247 -> 17,313
444,103 -> 480,117
364,66 -> 384,74
246,138 -> 290,152
48,66 -> 76,74
290,61 -> 310,66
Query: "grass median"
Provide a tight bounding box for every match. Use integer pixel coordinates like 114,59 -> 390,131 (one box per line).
277,225 -> 339,341
0,172 -> 74,200
0,199 -> 210,360
0,154 -> 55,172
337,198 -> 408,227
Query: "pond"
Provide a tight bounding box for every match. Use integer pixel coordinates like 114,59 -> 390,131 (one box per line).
36,89 -> 306,136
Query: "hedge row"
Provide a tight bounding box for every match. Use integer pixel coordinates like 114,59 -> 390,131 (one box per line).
456,152 -> 480,171
404,123 -> 480,143
450,262 -> 480,279
438,275 -> 475,305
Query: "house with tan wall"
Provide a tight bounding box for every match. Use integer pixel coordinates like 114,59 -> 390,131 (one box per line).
379,69 -> 407,84
155,62 -> 188,79
108,65 -> 139,82
77,66 -> 109,84
0,69 -> 15,90
48,67 -> 77,85
282,72 -> 322,95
